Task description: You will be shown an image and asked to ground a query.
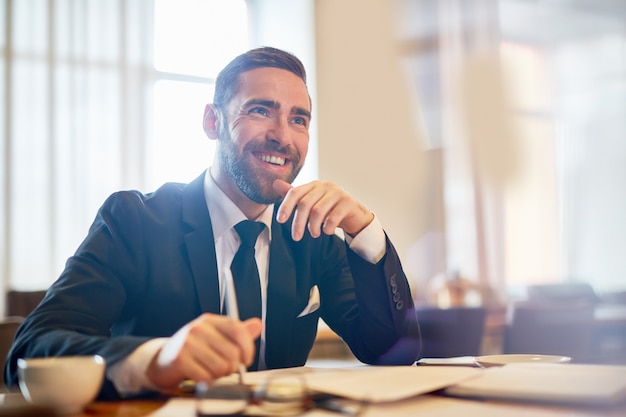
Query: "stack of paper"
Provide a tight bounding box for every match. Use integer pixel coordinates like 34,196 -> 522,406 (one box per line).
445,363 -> 626,406
147,364 -> 626,416
217,365 -> 480,402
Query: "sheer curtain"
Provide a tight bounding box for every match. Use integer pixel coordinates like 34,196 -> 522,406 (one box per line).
2,0 -> 155,297
0,0 -> 249,307
404,0 -> 626,302
436,0 -> 516,302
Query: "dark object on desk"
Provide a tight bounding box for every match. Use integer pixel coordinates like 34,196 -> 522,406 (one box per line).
503,301 -> 594,362
527,283 -> 598,305
415,307 -> 487,358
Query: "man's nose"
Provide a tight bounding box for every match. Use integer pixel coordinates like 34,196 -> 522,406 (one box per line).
267,118 -> 292,146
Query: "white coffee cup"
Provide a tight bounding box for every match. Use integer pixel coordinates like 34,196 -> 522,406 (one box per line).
17,355 -> 105,415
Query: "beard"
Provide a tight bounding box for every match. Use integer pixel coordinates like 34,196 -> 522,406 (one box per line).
217,125 -> 303,204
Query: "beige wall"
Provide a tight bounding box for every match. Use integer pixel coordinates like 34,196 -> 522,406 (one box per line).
314,0 -> 437,290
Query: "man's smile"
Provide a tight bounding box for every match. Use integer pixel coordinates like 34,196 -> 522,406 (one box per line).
255,152 -> 286,166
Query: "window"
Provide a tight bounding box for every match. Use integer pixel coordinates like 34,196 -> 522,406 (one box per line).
150,0 -> 249,188
0,0 -> 249,292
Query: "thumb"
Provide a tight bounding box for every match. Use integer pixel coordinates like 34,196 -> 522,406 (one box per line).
272,179 -> 292,198
243,318 -> 263,339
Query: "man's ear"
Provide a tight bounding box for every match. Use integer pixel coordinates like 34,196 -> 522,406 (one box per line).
203,104 -> 220,139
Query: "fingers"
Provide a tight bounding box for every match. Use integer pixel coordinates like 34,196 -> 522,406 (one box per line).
243,317 -> 263,339
272,179 -> 293,200
147,314 -> 261,390
293,183 -> 338,239
276,180 -> 373,241
214,317 -> 262,367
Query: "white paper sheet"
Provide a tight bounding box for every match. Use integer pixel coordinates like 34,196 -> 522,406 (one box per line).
214,365 -> 480,402
445,363 -> 626,406
148,365 -> 482,416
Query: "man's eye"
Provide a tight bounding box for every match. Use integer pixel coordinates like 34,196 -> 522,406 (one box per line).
249,107 -> 269,116
292,117 -> 308,127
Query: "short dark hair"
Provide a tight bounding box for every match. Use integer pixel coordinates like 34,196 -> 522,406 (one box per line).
213,46 -> 308,111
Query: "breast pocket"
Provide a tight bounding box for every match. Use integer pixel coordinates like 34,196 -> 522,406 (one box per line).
296,285 -> 320,318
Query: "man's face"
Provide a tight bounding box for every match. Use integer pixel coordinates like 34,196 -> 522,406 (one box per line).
215,67 -> 311,204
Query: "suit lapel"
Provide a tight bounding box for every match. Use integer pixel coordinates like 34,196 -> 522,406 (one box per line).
182,172 -> 221,315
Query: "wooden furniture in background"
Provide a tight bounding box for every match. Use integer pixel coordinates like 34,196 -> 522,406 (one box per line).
0,317 -> 25,392
5,291 -> 47,318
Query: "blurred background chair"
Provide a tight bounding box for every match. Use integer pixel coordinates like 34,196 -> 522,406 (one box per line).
0,316 -> 25,392
598,289 -> 626,305
416,306 -> 487,358
503,301 -> 595,362
527,283 -> 599,305
5,290 -> 47,318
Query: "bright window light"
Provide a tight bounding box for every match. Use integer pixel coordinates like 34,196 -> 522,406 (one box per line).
153,0 -> 249,77
152,80 -> 216,186
151,0 -> 249,187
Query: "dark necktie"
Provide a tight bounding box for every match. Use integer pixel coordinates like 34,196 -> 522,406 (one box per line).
231,220 -> 265,370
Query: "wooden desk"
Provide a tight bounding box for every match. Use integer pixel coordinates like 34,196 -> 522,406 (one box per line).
49,396 -> 626,417
80,399 -> 164,416
3,386 -> 625,416
0,393 -> 165,417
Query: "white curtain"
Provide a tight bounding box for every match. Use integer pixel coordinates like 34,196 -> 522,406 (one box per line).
1,0 -> 155,298
436,0 -> 516,302
0,0 -> 222,312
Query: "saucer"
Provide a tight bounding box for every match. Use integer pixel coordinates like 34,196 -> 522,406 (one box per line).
474,354 -> 571,368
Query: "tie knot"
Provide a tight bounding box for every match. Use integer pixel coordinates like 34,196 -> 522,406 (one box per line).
234,220 -> 265,249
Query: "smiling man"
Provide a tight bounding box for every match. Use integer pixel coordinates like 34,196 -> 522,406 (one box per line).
5,47 -> 419,399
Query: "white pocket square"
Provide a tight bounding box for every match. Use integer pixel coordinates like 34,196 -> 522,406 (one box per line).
297,285 -> 320,318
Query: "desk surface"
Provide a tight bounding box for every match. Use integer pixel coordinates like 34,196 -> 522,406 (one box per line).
82,399 -> 164,416
0,394 -> 164,416
68,396 -> 626,417
3,391 -> 626,417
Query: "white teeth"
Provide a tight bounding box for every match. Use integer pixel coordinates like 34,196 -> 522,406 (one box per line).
258,154 -> 286,166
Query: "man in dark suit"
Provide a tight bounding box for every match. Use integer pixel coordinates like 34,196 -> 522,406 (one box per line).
5,47 -> 419,399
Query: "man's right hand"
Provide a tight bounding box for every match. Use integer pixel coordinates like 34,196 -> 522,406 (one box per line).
145,314 -> 262,390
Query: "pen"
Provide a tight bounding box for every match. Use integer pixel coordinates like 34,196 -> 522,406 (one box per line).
223,267 -> 247,385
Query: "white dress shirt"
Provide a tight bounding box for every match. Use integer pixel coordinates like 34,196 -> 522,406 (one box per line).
107,169 -> 386,394
203,168 -> 274,370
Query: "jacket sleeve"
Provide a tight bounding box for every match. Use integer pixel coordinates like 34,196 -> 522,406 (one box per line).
318,233 -> 421,365
4,192 -> 155,399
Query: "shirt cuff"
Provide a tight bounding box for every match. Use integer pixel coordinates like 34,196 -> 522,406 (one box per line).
106,337 -> 168,396
344,214 -> 386,264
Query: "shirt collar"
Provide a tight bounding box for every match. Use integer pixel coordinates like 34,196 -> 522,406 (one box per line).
203,168 -> 274,240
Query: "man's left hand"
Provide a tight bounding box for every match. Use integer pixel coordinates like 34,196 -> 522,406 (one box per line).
273,179 -> 374,241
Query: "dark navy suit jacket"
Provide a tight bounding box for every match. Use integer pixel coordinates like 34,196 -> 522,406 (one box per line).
5,172 -> 419,398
